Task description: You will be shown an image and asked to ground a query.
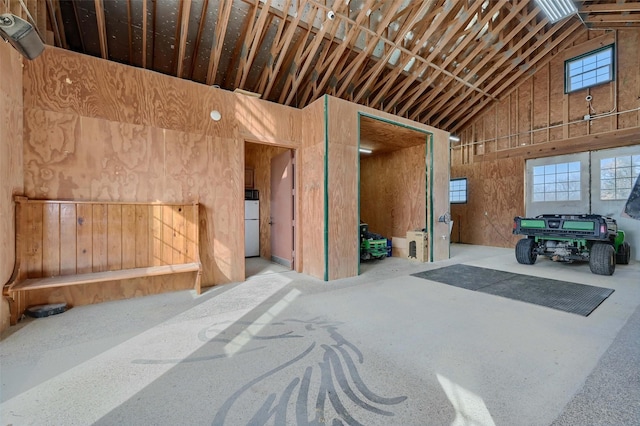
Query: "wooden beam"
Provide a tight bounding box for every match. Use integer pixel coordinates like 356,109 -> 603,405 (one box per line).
126,0 -> 133,64
448,20 -> 583,132
235,0 -> 274,89
94,0 -> 108,59
257,0 -> 311,98
142,0 -> 147,68
584,13 -> 640,23
189,0 -> 209,80
45,0 -> 63,47
176,0 -> 192,78
300,0 -> 377,104
206,0 -> 233,85
474,126 -> 640,162
580,4 -> 640,13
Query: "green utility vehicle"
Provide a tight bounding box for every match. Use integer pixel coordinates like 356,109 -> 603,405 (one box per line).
513,214 -> 631,276
360,223 -> 388,261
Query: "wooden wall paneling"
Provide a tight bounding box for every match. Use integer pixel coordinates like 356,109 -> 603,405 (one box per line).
161,205 -> 174,265
548,49 -> 565,142
26,203 -> 43,278
496,98 -> 510,151
300,100 -> 326,279
518,83 -> 532,146
532,65 -> 549,144
208,135 -> 244,284
326,98 -> 358,280
92,204 -> 108,272
483,106 -> 496,153
509,93 -> 517,148
42,203 -> 60,277
431,130 -> 451,261
107,204 -> 123,270
59,203 -> 77,275
360,144 -> 426,241
172,205 -> 186,264
590,81 -> 613,134
121,205 -> 136,269
76,203 -> 93,273
22,109 -> 82,199
183,204 -> 198,264
135,205 -> 150,267
151,205 -> 163,266
617,30 -> 640,129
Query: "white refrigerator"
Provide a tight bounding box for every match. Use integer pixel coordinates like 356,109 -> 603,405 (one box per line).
245,200 -> 260,257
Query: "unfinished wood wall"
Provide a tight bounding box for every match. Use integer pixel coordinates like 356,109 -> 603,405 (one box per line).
0,41 -> 24,330
245,143 -> 289,261
452,29 -> 640,248
360,144 -> 426,241
22,47 -> 303,287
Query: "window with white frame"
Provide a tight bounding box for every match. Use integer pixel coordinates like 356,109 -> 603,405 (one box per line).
565,45 -> 614,93
532,162 -> 581,202
600,155 -> 640,200
449,178 -> 467,204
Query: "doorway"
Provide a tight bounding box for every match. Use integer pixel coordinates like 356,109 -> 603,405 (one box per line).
357,114 -> 433,274
244,142 -> 296,278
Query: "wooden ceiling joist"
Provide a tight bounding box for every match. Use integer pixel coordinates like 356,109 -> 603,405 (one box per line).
206,0 -> 234,85
175,0 -> 192,78
94,0 -> 108,59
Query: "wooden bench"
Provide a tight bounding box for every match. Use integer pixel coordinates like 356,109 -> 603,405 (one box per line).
4,197 -> 202,324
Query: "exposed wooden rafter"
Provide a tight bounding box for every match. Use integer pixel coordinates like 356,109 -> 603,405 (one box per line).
94,0 -> 108,59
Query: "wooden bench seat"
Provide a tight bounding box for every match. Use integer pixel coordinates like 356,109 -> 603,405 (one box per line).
12,263 -> 201,292
4,197 -> 202,324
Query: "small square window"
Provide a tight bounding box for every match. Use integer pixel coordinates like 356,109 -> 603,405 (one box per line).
566,45 -> 614,93
449,178 -> 467,204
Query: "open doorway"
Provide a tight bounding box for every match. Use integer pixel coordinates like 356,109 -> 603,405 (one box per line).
244,142 -> 296,279
357,114 -> 433,274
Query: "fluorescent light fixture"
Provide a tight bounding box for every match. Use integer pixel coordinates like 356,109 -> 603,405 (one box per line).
449,135 -> 460,142
534,0 -> 578,23
359,148 -> 372,154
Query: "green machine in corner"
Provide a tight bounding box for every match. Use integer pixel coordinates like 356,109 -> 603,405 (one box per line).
513,214 -> 631,276
360,223 -> 389,261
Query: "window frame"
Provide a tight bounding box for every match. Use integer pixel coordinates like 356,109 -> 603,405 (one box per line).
600,154 -> 640,201
449,178 -> 468,204
532,161 -> 582,203
564,44 -> 615,94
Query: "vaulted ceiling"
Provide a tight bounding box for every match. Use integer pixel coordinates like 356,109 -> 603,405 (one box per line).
17,0 -> 640,133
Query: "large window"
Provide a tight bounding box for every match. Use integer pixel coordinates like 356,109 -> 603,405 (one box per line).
565,45 -> 614,93
449,178 -> 467,204
601,155 -> 640,200
532,162 -> 581,202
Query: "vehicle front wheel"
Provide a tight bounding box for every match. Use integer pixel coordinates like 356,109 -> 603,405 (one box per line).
515,238 -> 537,265
590,243 -> 616,275
616,241 -> 631,265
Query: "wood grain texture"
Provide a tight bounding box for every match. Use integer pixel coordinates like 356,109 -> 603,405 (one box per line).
0,42 -> 24,297
300,100 -> 326,279
360,145 -> 426,241
22,47 -> 304,288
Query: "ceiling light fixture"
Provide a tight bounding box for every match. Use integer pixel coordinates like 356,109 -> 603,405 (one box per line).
449,135 -> 460,142
534,0 -> 578,23
359,148 -> 372,154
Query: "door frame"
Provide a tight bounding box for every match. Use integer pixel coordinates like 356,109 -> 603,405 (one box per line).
355,112 -> 434,275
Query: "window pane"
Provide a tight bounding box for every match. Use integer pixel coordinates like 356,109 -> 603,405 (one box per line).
556,163 -> 568,173
601,158 -> 615,169
616,156 -> 631,167
616,189 -> 630,199
534,175 -> 544,185
557,192 -> 568,201
601,189 -> 615,200
544,164 -> 556,174
545,193 -> 556,202
569,192 -> 581,200
569,162 -> 580,172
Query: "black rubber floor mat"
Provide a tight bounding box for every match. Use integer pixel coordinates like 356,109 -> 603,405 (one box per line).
411,265 -> 614,316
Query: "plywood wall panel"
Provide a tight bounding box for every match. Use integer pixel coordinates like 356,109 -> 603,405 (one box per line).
26,203 -> 43,278
496,98 -> 510,151
300,100 -> 326,279
360,144 -> 426,240
532,65 -> 549,144
617,30 -> 640,130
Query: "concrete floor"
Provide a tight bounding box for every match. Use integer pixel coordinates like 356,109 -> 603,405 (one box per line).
1,244 -> 639,425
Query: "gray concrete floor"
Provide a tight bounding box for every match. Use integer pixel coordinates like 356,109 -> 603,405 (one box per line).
1,244 -> 639,425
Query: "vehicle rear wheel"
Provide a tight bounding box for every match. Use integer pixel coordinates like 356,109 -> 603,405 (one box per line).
616,241 -> 631,265
589,243 -> 616,275
515,238 -> 537,265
